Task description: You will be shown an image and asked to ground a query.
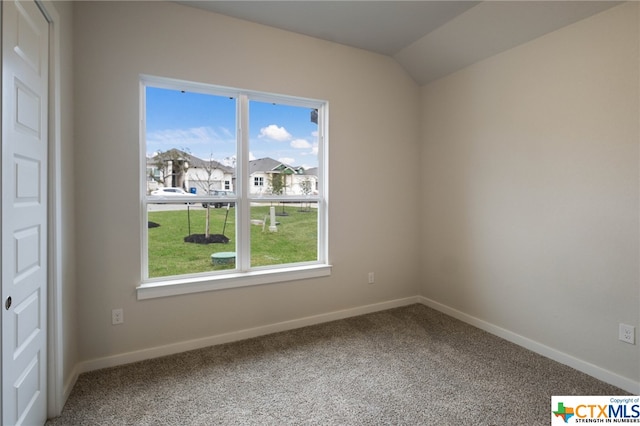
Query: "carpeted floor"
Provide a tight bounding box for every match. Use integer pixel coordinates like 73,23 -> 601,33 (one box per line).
47,304 -> 627,425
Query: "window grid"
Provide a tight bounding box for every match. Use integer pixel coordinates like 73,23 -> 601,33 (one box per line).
140,75 -> 328,287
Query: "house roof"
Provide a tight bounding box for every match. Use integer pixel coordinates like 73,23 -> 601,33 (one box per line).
249,157 -> 316,177
148,149 -> 234,174
149,153 -> 316,177
249,157 -> 286,175
302,167 -> 318,177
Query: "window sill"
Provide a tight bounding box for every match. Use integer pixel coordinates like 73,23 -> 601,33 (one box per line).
137,264 -> 332,300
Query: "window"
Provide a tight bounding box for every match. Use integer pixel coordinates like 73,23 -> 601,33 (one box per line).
138,75 -> 329,299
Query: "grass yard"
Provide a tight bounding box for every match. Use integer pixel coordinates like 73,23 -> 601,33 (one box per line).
147,204 -> 317,278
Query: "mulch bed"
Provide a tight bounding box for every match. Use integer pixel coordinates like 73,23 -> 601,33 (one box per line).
183,234 -> 230,244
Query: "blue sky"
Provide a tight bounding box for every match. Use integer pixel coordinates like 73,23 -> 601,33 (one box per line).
145,87 -> 319,169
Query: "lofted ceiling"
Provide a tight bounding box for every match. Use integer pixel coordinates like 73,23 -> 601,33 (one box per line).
177,1 -> 620,85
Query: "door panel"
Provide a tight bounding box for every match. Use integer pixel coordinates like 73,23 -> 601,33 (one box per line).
2,1 -> 49,424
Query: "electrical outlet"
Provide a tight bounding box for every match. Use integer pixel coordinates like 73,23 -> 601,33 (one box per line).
368,272 -> 375,284
112,308 -> 124,325
619,323 -> 635,345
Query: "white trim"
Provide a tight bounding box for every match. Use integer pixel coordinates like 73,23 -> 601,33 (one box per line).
139,80 -> 149,280
139,76 -> 329,287
139,74 -> 326,111
417,296 -> 640,394
37,0 -> 64,418
72,294 -> 638,395
137,264 -> 332,300
78,296 -> 420,373
317,102 -> 328,264
62,363 -> 80,408
237,95 -> 250,271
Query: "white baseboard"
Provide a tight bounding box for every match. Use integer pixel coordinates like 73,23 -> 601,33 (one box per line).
63,363 -> 80,405
417,296 -> 640,394
77,296 -> 421,374
70,294 -> 638,397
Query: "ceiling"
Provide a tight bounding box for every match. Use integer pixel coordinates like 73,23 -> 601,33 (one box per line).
177,1 -> 620,85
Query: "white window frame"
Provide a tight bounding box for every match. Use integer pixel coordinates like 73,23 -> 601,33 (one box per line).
137,75 -> 330,300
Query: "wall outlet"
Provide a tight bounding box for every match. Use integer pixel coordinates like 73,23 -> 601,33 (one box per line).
619,323 -> 635,345
368,272 -> 375,284
112,308 -> 124,325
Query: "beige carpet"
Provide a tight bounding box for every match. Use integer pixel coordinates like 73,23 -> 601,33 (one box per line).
47,304 -> 627,425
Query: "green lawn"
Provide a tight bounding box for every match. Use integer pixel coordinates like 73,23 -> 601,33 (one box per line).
147,204 -> 317,278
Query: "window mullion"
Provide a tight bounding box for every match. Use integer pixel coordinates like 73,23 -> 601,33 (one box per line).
237,94 -> 251,271
316,104 -> 328,264
140,80 -> 149,280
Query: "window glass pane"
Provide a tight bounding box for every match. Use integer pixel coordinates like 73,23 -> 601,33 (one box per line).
250,201 -> 318,268
147,203 -> 237,278
145,87 -> 237,197
249,101 -> 319,197
145,86 -> 238,279
143,78 -> 326,286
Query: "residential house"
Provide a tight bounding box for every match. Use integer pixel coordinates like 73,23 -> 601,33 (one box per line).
249,157 -> 317,196
147,149 -> 235,194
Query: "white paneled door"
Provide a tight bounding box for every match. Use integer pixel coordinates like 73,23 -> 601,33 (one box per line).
2,0 -> 49,425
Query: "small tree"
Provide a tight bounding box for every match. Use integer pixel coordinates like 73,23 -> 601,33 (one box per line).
194,154 -> 220,238
223,155 -> 237,169
270,173 -> 285,195
299,178 -> 312,212
269,173 -> 289,216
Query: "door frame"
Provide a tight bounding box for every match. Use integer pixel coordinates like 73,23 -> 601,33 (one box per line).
0,0 -> 63,420
35,0 -> 63,418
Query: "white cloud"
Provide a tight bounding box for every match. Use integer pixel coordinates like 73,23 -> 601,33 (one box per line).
219,126 -> 234,138
291,139 -> 311,149
147,126 -> 223,149
259,124 -> 292,142
146,126 -> 237,162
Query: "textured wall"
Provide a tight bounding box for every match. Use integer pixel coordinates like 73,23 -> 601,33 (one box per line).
421,3 -> 639,384
73,1 -> 421,362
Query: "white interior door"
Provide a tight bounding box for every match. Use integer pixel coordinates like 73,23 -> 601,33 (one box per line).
2,1 -> 49,424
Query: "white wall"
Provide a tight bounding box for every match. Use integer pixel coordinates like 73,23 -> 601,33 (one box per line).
421,3 -> 639,385
73,2 -> 421,363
